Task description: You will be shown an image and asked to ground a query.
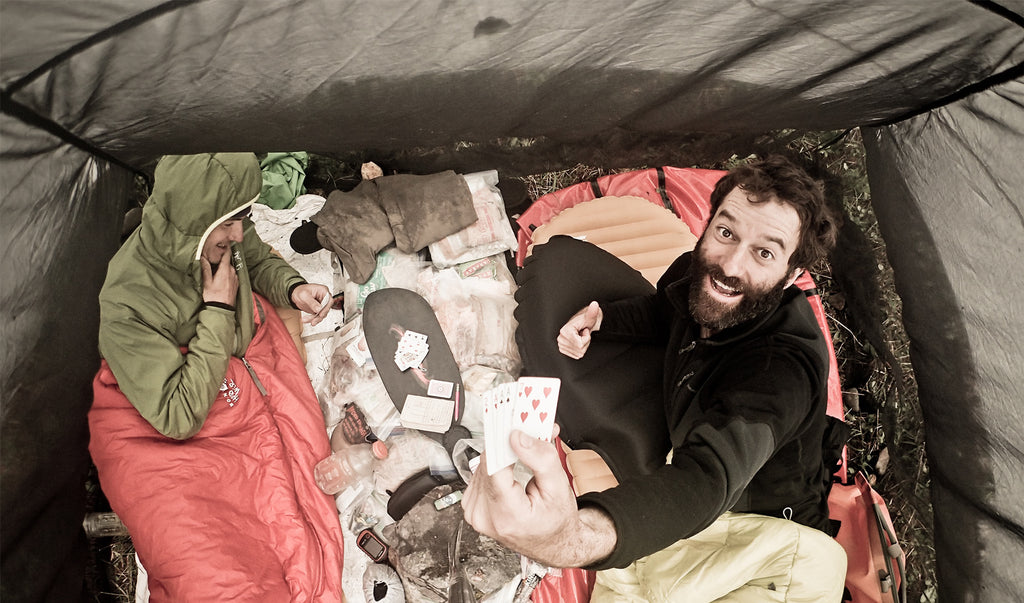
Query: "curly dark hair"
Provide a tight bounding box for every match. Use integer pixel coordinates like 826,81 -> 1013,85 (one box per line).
709,155 -> 839,270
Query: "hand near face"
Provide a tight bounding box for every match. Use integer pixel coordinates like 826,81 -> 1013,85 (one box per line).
290,283 -> 332,327
557,301 -> 603,359
201,249 -> 239,306
462,427 -> 616,568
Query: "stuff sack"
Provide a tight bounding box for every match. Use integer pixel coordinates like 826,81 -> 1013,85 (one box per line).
829,472 -> 907,603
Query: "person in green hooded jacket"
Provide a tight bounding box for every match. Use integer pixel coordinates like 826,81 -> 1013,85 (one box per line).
98,152 -> 332,439
92,153 -> 345,600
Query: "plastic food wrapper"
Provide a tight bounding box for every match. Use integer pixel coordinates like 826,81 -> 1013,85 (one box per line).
429,171 -> 517,267
323,317 -> 400,435
451,438 -> 484,484
458,365 -> 517,437
417,263 -> 522,375
529,568 -> 596,603
383,483 -> 521,603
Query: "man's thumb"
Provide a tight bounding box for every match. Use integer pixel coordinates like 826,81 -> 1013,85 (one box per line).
510,430 -> 561,477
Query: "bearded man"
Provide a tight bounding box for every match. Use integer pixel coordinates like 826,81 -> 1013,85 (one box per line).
464,155 -> 848,602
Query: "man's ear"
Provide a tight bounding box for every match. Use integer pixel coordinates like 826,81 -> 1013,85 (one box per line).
784,267 -> 803,289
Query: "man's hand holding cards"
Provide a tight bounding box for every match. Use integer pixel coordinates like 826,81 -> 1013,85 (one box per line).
482,377 -> 560,475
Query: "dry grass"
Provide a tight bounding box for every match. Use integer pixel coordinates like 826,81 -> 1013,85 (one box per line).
88,130 -> 934,601
796,130 -> 935,601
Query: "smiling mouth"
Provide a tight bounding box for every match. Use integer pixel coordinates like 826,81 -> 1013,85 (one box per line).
709,276 -> 742,298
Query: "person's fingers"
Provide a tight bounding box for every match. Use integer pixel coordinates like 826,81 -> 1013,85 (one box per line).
557,321 -> 589,358
307,288 -> 332,326
200,257 -> 213,284
556,333 -> 577,358
293,285 -> 332,325
509,430 -> 569,497
218,246 -> 234,272
584,301 -> 601,328
462,472 -> 485,528
463,454 -> 521,535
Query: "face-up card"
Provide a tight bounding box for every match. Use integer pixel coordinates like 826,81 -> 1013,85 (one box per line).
483,382 -> 514,475
513,377 -> 560,443
394,330 -> 429,371
483,377 -> 560,475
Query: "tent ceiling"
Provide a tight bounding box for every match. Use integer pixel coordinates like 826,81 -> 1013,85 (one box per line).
3,1 -> 1023,166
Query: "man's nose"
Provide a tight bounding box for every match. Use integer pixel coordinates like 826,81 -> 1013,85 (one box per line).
719,245 -> 746,277
228,221 -> 244,242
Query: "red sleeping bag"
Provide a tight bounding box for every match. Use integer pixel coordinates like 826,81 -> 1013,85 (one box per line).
89,295 -> 344,602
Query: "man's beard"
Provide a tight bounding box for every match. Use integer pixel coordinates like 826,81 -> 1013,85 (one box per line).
688,248 -> 788,333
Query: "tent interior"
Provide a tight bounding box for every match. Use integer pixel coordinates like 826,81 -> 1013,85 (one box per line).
2,1 -> 1023,601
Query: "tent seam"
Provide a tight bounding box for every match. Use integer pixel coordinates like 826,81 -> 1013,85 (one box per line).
873,62 -> 1024,127
1,0 -> 207,96
0,94 -> 149,184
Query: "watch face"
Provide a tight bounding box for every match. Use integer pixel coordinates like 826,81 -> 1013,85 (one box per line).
358,530 -> 386,561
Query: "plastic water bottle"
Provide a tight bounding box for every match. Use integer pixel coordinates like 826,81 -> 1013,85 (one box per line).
313,440 -> 387,496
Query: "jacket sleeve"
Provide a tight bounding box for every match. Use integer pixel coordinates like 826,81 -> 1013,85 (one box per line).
595,253 -> 687,344
576,344 -> 818,569
99,303 -> 237,440
595,294 -> 666,344
240,220 -> 306,307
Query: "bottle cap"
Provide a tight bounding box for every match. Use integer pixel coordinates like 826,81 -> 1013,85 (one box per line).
372,440 -> 389,460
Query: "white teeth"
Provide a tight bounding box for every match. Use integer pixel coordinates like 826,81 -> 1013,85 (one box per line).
713,278 -> 738,294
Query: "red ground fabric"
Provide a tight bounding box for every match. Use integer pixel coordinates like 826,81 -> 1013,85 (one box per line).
89,295 -> 344,602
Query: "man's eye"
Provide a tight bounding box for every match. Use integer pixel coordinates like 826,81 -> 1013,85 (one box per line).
759,249 -> 774,260
717,226 -> 732,239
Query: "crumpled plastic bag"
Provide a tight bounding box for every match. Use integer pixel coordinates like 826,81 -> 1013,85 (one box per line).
382,484 -> 520,603
345,246 -> 432,318
417,262 -> 521,375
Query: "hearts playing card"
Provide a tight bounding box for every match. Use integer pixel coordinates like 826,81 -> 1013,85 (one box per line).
482,377 -> 560,475
513,376 -> 560,443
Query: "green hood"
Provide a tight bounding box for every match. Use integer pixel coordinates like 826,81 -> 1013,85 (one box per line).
98,153 -> 304,438
138,153 -> 261,274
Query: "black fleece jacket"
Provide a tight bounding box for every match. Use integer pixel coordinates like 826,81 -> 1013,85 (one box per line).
577,252 -> 832,570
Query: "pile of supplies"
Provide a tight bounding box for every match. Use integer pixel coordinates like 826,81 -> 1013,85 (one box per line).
254,165 -> 536,602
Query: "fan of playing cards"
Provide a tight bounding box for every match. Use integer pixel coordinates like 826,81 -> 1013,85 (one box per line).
394,330 -> 429,371
483,377 -> 561,475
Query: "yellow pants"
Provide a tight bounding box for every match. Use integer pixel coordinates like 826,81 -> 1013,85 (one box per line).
591,512 -> 847,603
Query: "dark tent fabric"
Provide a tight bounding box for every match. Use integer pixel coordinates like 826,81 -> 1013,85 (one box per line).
1,1 -> 1022,601
862,76 -> 1024,596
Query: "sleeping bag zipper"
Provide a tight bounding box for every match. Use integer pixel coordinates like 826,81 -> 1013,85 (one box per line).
239,294 -> 269,396
241,356 -> 268,396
